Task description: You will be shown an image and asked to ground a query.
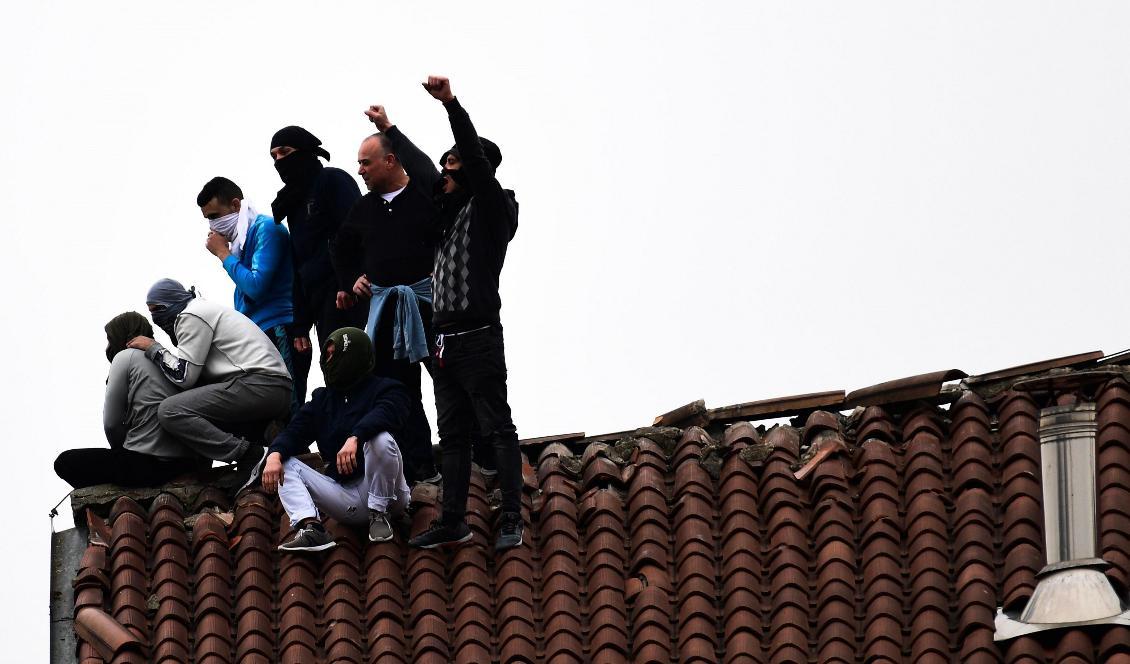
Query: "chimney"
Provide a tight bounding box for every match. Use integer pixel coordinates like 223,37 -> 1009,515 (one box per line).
995,402 -> 1130,640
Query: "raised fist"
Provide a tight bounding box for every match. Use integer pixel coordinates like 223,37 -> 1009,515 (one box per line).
422,76 -> 454,103
364,105 -> 392,131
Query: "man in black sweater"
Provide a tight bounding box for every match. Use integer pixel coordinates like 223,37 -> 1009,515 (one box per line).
406,76 -> 524,553
330,115 -> 441,486
269,126 -> 367,401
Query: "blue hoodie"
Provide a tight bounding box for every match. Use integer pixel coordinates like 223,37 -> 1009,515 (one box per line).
221,214 -> 294,331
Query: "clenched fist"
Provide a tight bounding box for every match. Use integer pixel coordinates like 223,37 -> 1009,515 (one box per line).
422,76 -> 454,103
364,105 -> 393,131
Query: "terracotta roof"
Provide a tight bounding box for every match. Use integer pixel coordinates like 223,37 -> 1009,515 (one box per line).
61,371 -> 1130,663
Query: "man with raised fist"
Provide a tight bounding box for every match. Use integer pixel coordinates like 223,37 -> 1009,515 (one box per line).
405,76 -> 525,553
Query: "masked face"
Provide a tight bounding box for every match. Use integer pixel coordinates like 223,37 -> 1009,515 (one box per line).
441,153 -> 465,193
200,197 -> 240,240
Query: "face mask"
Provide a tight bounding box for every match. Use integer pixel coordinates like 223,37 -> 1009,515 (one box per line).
442,167 -> 468,188
209,211 -> 239,240
274,151 -> 321,184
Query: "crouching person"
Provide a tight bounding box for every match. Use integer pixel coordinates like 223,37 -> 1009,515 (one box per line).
127,279 -> 293,480
54,312 -> 210,489
262,327 -> 413,552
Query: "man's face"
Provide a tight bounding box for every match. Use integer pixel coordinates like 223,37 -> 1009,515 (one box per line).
442,153 -> 463,194
357,138 -> 394,192
200,197 -> 240,221
270,146 -> 296,161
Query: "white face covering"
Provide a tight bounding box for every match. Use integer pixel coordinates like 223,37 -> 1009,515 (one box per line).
209,211 -> 239,239
207,200 -> 259,259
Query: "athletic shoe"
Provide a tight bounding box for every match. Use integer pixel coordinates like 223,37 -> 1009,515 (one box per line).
278,523 -> 336,552
495,512 -> 524,552
236,444 -> 268,493
480,466 -> 498,479
368,509 -> 394,543
408,519 -> 473,549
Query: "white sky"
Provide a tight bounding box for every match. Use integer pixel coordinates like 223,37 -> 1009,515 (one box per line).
3,1 -> 1129,659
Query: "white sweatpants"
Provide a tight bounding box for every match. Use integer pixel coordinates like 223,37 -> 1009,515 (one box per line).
277,432 -> 411,527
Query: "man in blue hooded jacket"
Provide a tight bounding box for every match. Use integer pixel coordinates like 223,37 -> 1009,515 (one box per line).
197,176 -> 299,416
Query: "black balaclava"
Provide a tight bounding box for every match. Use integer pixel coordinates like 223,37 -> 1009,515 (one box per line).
145,278 -> 197,346
270,126 -> 329,222
320,327 -> 374,391
105,312 -> 154,362
433,137 -> 501,230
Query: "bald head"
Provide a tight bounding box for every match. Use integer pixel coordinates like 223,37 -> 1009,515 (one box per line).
357,133 -> 406,193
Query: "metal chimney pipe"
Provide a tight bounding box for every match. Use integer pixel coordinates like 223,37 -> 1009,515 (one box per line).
1038,403 -> 1098,563
996,402 -> 1130,637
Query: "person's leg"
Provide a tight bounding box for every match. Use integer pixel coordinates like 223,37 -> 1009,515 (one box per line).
157,374 -> 291,462
373,344 -> 437,483
407,355 -> 476,549
460,329 -> 522,516
362,433 -> 411,514
276,457 -> 361,552
54,448 -> 208,489
268,324 -> 304,419
277,457 -> 367,527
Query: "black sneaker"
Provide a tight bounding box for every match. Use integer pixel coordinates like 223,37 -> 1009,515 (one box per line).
408,519 -> 473,549
278,522 -> 336,552
368,509 -> 393,543
495,512 -> 524,552
236,444 -> 268,492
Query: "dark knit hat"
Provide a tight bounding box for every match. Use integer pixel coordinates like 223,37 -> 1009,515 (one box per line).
320,327 -> 374,390
439,136 -> 502,170
271,126 -> 331,161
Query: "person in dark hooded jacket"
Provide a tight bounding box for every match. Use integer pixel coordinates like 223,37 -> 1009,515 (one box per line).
262,327 -> 412,552
406,76 -> 524,553
269,126 -> 366,403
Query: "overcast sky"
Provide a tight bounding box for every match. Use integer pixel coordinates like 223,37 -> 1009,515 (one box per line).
4,1 -> 1129,659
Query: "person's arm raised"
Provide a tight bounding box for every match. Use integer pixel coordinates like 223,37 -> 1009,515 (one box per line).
365,104 -> 441,189
423,76 -> 505,200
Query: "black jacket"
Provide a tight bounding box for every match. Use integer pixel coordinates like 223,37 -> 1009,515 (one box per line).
281,166 -> 362,333
331,153 -> 437,289
268,375 -> 410,482
391,99 -> 518,330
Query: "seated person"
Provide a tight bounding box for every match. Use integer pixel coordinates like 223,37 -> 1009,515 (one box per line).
126,279 -> 293,485
261,327 -> 412,552
54,312 -> 209,489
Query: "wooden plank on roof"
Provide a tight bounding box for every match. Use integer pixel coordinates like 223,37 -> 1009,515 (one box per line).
518,432 -> 586,448
653,399 -> 707,427
707,390 -> 846,423
966,350 -> 1104,383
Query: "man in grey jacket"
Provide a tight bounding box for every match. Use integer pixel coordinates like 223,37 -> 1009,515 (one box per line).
127,279 -> 293,475
54,312 -> 209,488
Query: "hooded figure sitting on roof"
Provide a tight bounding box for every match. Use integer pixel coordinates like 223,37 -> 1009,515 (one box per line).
260,327 -> 413,551
126,278 -> 294,489
53,312 -> 211,489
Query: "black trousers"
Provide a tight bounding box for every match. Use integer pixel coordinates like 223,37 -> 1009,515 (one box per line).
54,448 -> 210,490
292,284 -> 367,401
370,292 -> 437,484
433,325 -> 522,523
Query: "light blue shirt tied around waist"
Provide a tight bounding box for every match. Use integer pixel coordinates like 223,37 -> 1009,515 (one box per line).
366,277 -> 433,363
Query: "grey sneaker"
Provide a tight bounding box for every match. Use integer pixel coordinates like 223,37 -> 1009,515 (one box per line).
278,523 -> 336,552
368,509 -> 393,543
480,466 -> 498,479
